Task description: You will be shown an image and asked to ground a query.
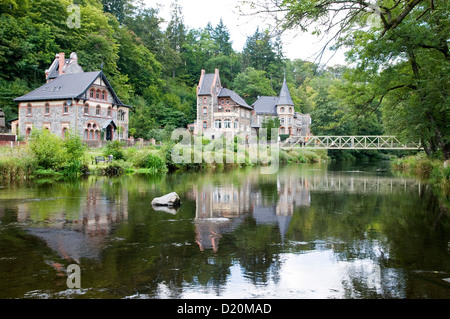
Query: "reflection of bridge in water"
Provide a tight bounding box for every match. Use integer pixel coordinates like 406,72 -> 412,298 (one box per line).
306,173 -> 421,194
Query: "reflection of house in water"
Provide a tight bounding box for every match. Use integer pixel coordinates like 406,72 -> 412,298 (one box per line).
193,175 -> 311,251
15,180 -> 129,261
193,182 -> 251,252
253,175 -> 311,241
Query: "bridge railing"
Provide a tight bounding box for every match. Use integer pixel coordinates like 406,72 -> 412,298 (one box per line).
282,136 -> 421,150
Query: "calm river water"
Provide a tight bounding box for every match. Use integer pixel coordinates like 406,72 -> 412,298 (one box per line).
0,161 -> 449,299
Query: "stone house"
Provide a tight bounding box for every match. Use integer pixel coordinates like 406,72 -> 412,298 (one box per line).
251,77 -> 311,137
192,68 -> 311,139
13,52 -> 130,142
194,69 -> 253,138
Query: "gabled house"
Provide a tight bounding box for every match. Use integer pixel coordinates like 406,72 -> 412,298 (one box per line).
13,52 -> 130,142
194,69 -> 253,138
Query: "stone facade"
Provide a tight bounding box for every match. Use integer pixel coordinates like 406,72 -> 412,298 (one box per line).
14,52 -> 129,142
195,69 -> 253,138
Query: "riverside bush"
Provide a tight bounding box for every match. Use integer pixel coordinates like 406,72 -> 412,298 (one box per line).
28,129 -> 66,169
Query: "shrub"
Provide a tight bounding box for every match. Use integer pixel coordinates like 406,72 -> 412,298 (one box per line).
28,129 -> 66,169
104,140 -> 125,160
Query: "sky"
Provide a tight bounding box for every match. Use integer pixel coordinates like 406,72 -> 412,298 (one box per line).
143,0 -> 348,66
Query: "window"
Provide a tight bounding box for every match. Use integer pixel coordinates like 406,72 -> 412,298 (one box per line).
27,104 -> 32,115
203,121 -> 207,129
118,110 -> 125,121
203,97 -> 207,104
280,107 -> 285,113
102,90 -> 106,100
45,103 -> 50,114
84,129 -> 88,140
214,119 -> 222,129
107,106 -> 112,117
202,107 -> 207,115
225,109 -> 231,113
224,119 -> 231,128
62,128 -> 68,138
96,90 -> 100,99
226,99 -> 229,105
96,105 -> 101,116
280,118 -> 285,124
84,104 -> 89,114
234,119 -> 238,129
288,117 -> 292,124
221,99 -> 224,105
90,89 -> 95,98
289,107 -> 293,113
63,102 -> 68,114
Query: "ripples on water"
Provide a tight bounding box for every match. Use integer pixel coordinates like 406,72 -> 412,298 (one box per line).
0,162 -> 449,299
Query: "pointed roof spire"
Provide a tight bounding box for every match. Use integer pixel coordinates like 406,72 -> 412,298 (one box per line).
277,77 -> 294,106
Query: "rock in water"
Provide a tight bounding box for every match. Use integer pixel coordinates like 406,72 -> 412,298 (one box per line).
151,192 -> 181,207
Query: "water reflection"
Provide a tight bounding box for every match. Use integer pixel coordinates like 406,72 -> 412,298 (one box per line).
0,164 -> 448,299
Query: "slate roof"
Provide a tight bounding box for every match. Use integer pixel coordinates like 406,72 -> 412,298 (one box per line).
252,96 -> 278,115
14,71 -> 128,107
198,73 -> 216,95
218,88 -> 253,110
277,78 -> 294,106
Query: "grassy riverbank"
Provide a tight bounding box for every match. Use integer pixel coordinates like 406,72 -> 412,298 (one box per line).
391,152 -> 450,196
0,130 -> 328,184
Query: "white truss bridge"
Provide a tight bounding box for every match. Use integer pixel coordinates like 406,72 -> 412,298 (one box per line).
281,136 -> 421,150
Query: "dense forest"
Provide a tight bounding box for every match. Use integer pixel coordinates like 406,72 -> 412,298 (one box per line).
0,0 -> 448,160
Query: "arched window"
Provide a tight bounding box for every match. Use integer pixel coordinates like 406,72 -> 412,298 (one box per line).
203,97 -> 207,104
96,89 -> 100,99
234,119 -> 239,129
90,89 -> 95,99
45,103 -> 50,114
84,129 -> 88,140
102,90 -> 106,100
214,119 -> 222,129
90,130 -> 94,140
27,104 -> 32,115
118,110 -> 125,121
107,106 -> 112,117
289,107 -> 293,113
202,107 -> 207,115
224,119 -> 231,128
203,121 -> 207,129
84,103 -> 89,114
280,107 -> 285,113
63,102 -> 68,114
96,105 -> 101,116
26,127 -> 32,136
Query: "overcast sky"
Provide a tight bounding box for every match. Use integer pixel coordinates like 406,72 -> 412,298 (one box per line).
143,0 -> 348,66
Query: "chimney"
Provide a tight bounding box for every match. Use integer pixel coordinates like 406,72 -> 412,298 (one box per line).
58,52 -> 65,75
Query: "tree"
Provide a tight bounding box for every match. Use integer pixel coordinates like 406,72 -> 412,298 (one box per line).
247,0 -> 449,159
165,0 -> 186,78
212,18 -> 233,56
232,67 -> 276,104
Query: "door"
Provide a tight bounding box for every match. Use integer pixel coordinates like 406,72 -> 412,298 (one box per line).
106,124 -> 113,141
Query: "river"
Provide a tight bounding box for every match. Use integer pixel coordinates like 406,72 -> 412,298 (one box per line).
0,161 -> 449,299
